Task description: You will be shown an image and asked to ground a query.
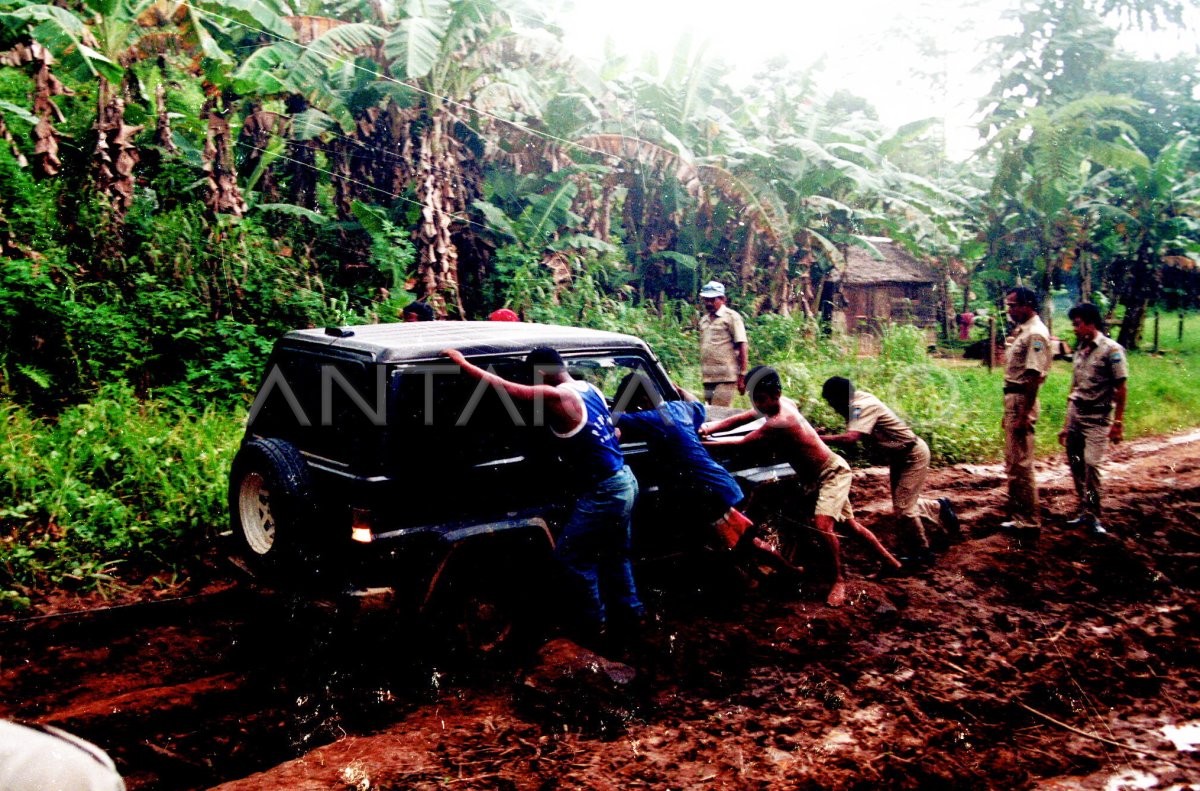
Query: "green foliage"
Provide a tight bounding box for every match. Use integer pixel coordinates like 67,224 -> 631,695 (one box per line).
0,384 -> 242,609
0,201 -> 372,410
350,199 -> 418,319
746,312 -> 851,365
489,244 -> 554,316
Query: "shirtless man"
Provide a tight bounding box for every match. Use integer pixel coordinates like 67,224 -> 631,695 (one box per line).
699,366 -> 901,606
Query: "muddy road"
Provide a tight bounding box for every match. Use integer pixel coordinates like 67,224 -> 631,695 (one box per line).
3,432 -> 1199,790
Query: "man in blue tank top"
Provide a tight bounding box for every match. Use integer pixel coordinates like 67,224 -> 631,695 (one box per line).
442,346 -> 643,648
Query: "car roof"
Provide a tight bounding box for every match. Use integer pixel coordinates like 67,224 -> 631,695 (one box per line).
282,321 -> 653,362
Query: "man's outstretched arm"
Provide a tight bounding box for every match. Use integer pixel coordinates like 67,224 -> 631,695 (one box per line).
819,429 -> 866,445
440,348 -> 580,427
703,423 -> 772,448
699,409 -> 759,437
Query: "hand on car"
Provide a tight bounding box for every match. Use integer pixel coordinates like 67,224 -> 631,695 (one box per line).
698,422 -> 714,437
441,348 -> 467,365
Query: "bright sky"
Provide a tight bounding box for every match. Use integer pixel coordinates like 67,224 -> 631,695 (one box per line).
556,0 -> 1200,160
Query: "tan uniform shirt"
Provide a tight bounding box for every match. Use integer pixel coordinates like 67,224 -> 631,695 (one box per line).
699,304 -> 747,383
1069,333 -> 1128,414
1004,315 -> 1052,386
847,391 -> 917,452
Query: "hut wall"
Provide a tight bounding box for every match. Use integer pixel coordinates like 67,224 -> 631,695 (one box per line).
842,283 -> 937,330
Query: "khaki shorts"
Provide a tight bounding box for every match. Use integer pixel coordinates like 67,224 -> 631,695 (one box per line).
811,454 -> 855,522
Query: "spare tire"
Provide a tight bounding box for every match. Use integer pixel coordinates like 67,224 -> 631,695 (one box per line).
228,437 -> 315,580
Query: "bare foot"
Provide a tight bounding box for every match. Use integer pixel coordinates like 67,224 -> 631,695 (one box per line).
826,581 -> 847,607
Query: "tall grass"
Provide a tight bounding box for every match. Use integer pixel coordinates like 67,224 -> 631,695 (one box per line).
667,314 -> 1200,465
937,313 -> 1200,461
0,384 -> 242,609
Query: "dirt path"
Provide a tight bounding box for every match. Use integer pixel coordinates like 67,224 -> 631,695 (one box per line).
3,433 -> 1199,790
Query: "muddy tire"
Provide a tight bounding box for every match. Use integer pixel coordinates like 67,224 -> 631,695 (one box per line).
422,533 -> 554,661
228,438 -> 315,581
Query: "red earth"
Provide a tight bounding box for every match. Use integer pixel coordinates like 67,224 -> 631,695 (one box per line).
3,431 -> 1199,790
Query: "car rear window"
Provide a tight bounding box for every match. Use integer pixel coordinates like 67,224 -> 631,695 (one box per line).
388,353 -> 667,468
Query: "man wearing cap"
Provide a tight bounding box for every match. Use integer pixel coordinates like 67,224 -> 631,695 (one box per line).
1001,286 -> 1053,538
698,281 -> 749,407
1058,303 -> 1128,535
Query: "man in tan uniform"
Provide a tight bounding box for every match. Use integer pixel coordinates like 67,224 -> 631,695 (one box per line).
1001,286 -> 1053,536
1059,303 -> 1128,535
698,281 -> 748,407
819,377 -> 960,565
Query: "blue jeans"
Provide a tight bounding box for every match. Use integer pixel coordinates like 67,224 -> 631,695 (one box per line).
554,465 -> 642,630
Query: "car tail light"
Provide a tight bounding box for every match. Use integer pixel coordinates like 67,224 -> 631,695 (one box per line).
350,508 -> 374,543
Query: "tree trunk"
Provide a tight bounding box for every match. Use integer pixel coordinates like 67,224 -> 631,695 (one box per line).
237,104 -> 281,201
414,115 -> 466,318
153,81 -> 178,155
0,43 -> 70,178
202,93 -> 247,218
1117,240 -> 1159,350
740,230 -> 758,295
94,77 -> 143,217
1118,300 -> 1146,349
0,116 -> 27,167
1079,249 -> 1091,303
1038,240 -> 1054,336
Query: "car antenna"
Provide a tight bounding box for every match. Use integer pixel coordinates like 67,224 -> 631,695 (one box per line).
324,326 -> 355,338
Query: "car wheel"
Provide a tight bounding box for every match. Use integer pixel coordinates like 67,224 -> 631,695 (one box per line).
422,534 -> 553,661
228,438 -> 314,579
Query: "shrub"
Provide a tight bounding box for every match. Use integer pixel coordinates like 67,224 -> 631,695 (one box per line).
0,384 -> 242,609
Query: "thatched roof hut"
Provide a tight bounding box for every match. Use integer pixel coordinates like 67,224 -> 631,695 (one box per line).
825,238 -> 939,330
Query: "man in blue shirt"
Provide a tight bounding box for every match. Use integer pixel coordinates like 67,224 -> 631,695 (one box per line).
442,346 -> 642,649
612,373 -> 798,573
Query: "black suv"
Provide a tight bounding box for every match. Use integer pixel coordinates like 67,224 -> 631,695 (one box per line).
228,321 -> 796,613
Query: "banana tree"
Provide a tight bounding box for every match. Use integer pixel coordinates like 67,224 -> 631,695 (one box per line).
0,40 -> 69,177
0,0 -> 292,220
474,169 -> 619,312
381,0 -> 558,317
982,94 -> 1150,316
232,0 -> 555,316
1082,136 -> 1200,347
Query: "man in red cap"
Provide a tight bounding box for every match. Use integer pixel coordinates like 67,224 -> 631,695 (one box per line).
489,308 -> 520,322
